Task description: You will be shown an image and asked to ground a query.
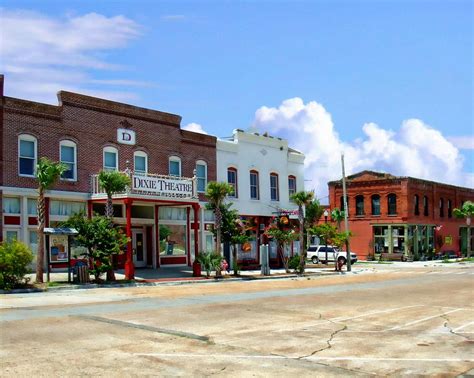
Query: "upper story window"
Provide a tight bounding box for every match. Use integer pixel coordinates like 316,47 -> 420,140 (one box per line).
355,195 -> 364,216
439,198 -> 444,217
250,170 -> 259,200
103,146 -> 118,171
371,194 -> 381,216
60,140 -> 77,181
169,156 -> 181,177
288,175 -> 296,198
447,199 -> 452,218
196,160 -> 207,193
227,168 -> 238,198
134,151 -> 148,176
414,195 -> 420,215
3,197 -> 20,214
387,194 -> 397,215
18,134 -> 37,177
270,173 -> 279,201
423,196 -> 429,216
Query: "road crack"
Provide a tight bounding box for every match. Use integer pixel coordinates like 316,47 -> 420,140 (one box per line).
440,314 -> 469,340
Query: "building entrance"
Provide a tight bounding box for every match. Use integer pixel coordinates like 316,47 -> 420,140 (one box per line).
132,229 -> 146,267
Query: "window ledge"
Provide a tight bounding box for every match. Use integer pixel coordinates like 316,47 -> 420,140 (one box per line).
19,174 -> 36,178
388,214 -> 398,217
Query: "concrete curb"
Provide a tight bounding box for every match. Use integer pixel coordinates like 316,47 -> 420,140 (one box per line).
0,270 -> 344,294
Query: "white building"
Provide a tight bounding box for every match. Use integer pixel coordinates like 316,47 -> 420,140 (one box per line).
217,130 -> 305,267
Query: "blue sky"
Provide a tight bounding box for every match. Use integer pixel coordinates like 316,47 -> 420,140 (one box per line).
1,0 -> 472,198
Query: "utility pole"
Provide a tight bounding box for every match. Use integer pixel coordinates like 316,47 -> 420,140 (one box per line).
341,154 -> 351,272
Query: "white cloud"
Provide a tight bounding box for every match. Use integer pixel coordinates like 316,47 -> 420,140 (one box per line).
0,9 -> 142,103
447,136 -> 474,150
252,98 -> 471,201
182,123 -> 208,134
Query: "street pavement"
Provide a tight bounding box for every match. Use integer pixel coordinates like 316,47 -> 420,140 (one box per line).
1,261 -> 473,377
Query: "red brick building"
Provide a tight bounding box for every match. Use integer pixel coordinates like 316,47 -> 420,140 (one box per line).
0,75 -> 217,276
328,171 -> 474,260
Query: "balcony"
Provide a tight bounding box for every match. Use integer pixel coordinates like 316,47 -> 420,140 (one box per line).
90,170 -> 198,201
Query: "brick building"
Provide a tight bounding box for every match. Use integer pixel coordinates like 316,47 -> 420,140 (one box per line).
0,75 -> 216,276
328,171 -> 474,260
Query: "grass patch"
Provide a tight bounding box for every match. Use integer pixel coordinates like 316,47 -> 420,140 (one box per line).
442,257 -> 474,264
47,281 -> 70,287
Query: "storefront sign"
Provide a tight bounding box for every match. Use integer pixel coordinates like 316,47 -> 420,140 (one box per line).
133,175 -> 193,198
117,128 -> 136,145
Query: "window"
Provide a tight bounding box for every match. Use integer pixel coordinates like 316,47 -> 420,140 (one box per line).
5,230 -> 18,242
196,161 -> 207,193
29,230 -> 38,257
414,195 -> 420,215
423,195 -> 429,216
288,176 -> 296,198
169,156 -> 181,176
3,198 -> 20,214
60,140 -> 77,180
371,195 -> 381,216
227,168 -> 238,198
439,198 -> 444,217
50,201 -> 86,216
250,170 -> 259,200
134,151 -> 148,175
103,146 -> 118,171
270,173 -> 279,201
18,135 -> 37,176
447,199 -> 452,218
355,195 -> 364,216
388,194 -> 397,215
27,199 -> 37,215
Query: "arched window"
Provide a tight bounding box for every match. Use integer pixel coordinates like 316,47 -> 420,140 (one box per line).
270,173 -> 279,201
371,195 -> 381,216
250,170 -> 259,200
414,195 -> 420,215
387,194 -> 397,215
355,195 -> 364,216
60,140 -> 77,181
103,146 -> 118,171
196,160 -> 207,193
227,167 -> 238,198
447,199 -> 452,218
169,156 -> 181,176
134,151 -> 148,175
288,175 -> 297,198
18,134 -> 37,177
423,195 -> 429,216
439,198 -> 444,217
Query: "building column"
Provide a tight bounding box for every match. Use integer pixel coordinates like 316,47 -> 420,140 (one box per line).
193,204 -> 200,261
187,207 -> 191,266
124,198 -> 134,280
154,205 -> 160,269
87,200 -> 93,219
388,224 -> 393,254
404,225 -> 409,257
21,196 -> 28,244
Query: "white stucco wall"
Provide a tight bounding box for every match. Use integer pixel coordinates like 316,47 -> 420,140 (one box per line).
217,130 -> 305,217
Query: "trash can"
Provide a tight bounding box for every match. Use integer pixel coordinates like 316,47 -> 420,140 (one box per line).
192,260 -> 201,277
73,261 -> 89,284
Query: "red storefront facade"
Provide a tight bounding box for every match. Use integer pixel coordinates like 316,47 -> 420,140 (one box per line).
328,171 -> 474,260
0,76 -> 216,275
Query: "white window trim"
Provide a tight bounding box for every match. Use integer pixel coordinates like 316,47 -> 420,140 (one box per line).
270,173 -> 279,201
227,167 -> 238,198
250,171 -> 259,200
196,160 -> 207,193
134,151 -> 148,174
18,134 -> 37,178
60,140 -> 77,181
169,156 -> 182,176
103,146 -> 119,171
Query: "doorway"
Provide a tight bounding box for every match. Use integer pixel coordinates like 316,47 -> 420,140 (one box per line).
132,229 -> 146,267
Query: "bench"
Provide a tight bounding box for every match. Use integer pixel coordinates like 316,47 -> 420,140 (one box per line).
379,253 -> 407,262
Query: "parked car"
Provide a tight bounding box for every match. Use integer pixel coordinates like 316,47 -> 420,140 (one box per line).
307,245 -> 357,264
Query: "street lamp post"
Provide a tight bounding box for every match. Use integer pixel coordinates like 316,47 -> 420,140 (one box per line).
467,216 -> 471,258
324,209 -> 329,264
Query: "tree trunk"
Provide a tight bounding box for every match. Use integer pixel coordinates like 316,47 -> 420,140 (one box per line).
215,206 -> 222,255
36,188 -> 45,283
298,205 -> 305,274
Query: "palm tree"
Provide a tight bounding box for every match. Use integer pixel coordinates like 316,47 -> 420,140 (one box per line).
290,190 -> 314,273
98,170 -> 131,219
98,170 -> 131,280
453,201 -> 474,258
205,181 -> 233,256
35,158 -> 67,283
331,208 -> 345,231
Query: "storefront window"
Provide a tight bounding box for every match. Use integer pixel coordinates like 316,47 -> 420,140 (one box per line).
6,230 -> 18,242
28,199 -> 37,215
159,207 -> 187,221
160,224 -> 187,256
50,201 -> 86,216
29,230 -> 38,257
131,205 -> 154,219
3,198 -> 20,214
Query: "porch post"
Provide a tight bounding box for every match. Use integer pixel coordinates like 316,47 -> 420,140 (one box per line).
87,200 -> 93,219
404,225 -> 409,257
193,204 -> 200,260
187,207 -> 191,267
124,198 -> 134,280
388,224 -> 393,254
155,205 -> 160,268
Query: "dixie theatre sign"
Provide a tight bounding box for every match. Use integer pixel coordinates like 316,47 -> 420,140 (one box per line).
132,175 -> 194,198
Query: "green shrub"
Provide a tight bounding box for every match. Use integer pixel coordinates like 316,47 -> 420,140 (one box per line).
0,240 -> 34,290
288,255 -> 300,270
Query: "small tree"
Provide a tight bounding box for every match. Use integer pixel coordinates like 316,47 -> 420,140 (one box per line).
61,213 -> 129,282
196,252 -> 223,278
290,191 -> 314,274
310,223 -> 338,263
453,201 -> 474,257
205,182 -> 233,256
331,208 -> 345,231
0,240 -> 34,290
266,227 -> 298,273
35,158 -> 67,283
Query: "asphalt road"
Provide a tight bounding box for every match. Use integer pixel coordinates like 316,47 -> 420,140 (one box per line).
1,263 -> 473,377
